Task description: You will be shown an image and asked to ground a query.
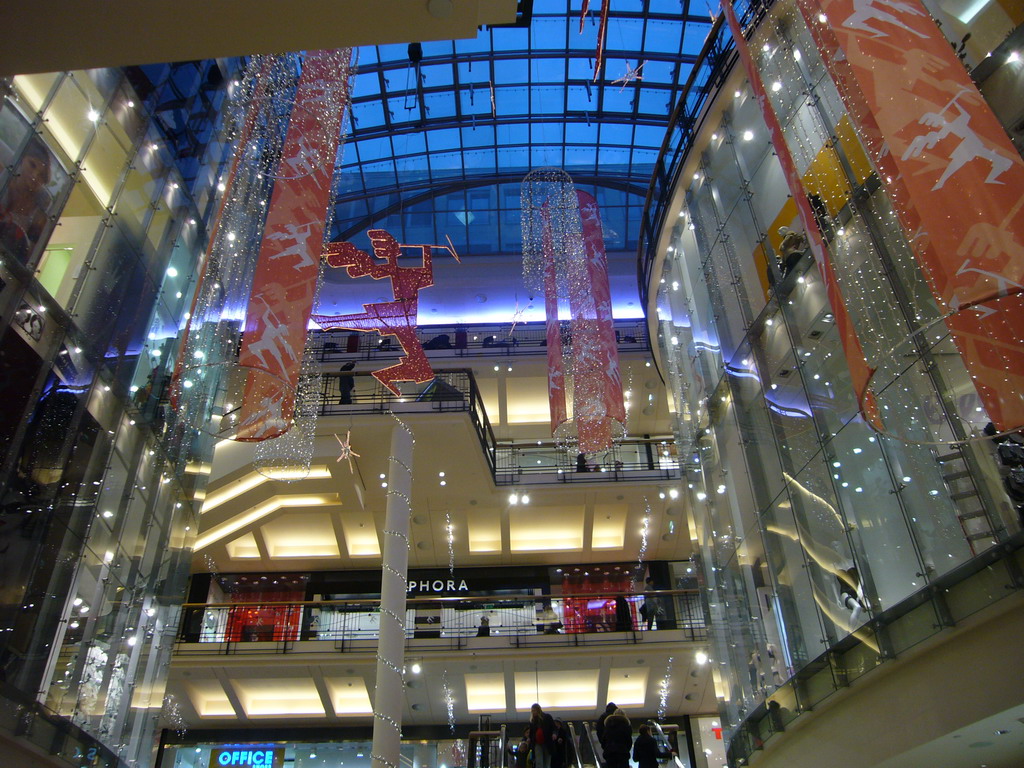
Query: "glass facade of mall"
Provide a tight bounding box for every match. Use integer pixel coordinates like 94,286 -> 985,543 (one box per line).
650,0 -> 1024,760
0,63 -> 239,766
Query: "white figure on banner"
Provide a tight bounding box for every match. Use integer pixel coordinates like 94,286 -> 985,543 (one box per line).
843,0 -> 927,39
903,89 -> 1013,191
247,295 -> 299,373
266,220 -> 319,270
234,391 -> 287,438
952,259 -> 1024,307
279,132 -> 320,178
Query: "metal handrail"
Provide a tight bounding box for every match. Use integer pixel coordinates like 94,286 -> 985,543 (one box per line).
317,367 -> 682,484
581,720 -> 605,768
567,721 -> 589,768
314,320 -> 649,363
175,589 -> 707,648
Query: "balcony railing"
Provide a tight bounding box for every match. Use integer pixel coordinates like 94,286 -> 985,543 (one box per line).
725,530 -> 1024,766
495,438 -> 679,485
318,368 -> 679,485
175,590 -> 706,654
314,319 -> 649,364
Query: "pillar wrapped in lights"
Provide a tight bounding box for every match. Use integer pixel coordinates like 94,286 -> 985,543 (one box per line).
790,0 -> 1024,440
371,419 -> 414,768
174,49 -> 352,441
521,169 -> 625,453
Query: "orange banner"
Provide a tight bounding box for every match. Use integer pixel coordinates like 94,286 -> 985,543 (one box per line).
794,0 -> 1024,431
578,191 -> 626,426
236,50 -> 350,440
722,0 -> 881,429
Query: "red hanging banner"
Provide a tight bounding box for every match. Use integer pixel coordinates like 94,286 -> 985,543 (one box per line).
236,49 -> 350,440
577,191 -> 625,426
793,0 -> 1024,431
722,0 -> 881,429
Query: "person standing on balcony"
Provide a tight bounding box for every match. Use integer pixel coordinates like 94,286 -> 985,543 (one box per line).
640,577 -> 664,631
338,361 -> 356,404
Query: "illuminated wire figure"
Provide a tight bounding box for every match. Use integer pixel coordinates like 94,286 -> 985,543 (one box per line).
611,61 -> 645,92
313,229 -> 460,395
334,430 -> 360,473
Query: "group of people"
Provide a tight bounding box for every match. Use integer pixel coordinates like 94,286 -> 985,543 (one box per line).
514,702 -> 671,768
597,702 -> 667,768
511,705 -> 574,768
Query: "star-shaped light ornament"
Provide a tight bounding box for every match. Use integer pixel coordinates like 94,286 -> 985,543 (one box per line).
334,431 -> 360,473
612,61 -> 645,92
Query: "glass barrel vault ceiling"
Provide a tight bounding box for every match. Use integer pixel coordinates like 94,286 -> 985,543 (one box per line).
329,0 -> 713,258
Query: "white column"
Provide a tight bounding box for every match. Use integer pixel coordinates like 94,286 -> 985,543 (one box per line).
371,419 -> 414,768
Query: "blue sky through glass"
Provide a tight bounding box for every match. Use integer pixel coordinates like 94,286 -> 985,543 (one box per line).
331,0 -> 712,256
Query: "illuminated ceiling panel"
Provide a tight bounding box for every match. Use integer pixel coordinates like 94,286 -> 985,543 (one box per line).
325,677 -> 374,715
513,669 -> 599,710
195,495 -> 340,551
607,667 -> 649,706
262,512 -> 341,558
231,678 -> 326,718
592,503 -> 628,549
465,673 -> 507,712
467,509 -> 502,553
340,510 -> 382,557
225,531 -> 261,559
505,375 -> 552,424
186,680 -> 236,718
510,507 -> 583,551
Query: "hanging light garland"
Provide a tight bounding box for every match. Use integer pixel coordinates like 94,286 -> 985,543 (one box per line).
636,497 -> 652,577
253,331 -> 324,480
657,655 -> 675,721
521,169 -> 625,454
443,670 -> 456,734
161,692 -> 187,737
445,510 -> 455,576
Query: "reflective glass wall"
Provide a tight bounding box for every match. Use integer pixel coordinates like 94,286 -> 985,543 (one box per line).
0,63 -> 235,766
651,0 -> 1024,744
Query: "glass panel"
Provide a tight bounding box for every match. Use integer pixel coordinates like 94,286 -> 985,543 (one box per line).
73,227 -> 158,362
43,76 -> 95,163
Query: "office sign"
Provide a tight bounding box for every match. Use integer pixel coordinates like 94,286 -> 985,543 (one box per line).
210,747 -> 285,768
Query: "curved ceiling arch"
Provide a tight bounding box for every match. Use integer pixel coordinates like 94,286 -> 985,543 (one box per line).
329,0 -> 713,256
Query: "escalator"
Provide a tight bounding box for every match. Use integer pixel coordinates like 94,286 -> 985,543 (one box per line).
571,720 -> 603,768
468,720 -> 506,768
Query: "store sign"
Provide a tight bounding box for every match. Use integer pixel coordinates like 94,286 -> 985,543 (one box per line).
407,578 -> 469,594
210,748 -> 284,768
